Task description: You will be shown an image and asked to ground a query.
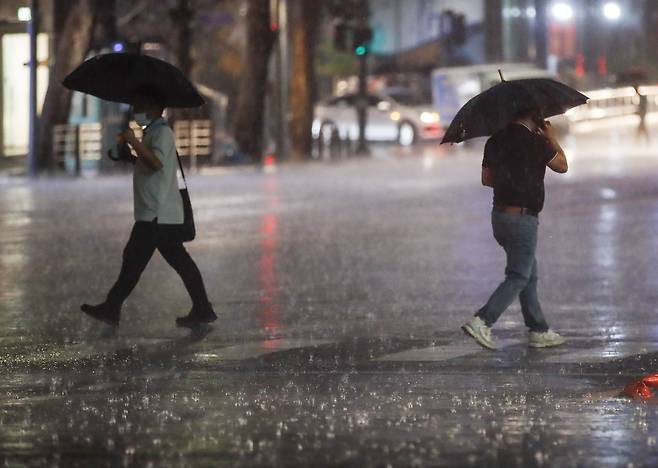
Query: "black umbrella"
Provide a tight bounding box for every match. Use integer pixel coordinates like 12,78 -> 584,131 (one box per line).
441,73 -> 588,144
63,53 -> 204,108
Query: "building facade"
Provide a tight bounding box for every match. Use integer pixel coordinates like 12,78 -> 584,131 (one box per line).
369,0 -> 486,70
0,1 -> 52,158
369,0 -> 655,87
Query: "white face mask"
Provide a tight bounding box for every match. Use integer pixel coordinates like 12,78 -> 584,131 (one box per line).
133,112 -> 151,127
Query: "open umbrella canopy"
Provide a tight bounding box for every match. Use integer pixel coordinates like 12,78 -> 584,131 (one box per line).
63,53 -> 204,108
441,77 -> 588,144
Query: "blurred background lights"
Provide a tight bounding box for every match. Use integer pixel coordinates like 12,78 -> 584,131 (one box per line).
551,2 -> 574,21
603,2 -> 621,21
17,7 -> 31,22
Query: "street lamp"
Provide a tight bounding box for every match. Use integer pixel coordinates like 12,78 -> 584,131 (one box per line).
602,2 -> 621,21
550,2 -> 574,22
17,7 -> 31,22
509,7 -> 522,18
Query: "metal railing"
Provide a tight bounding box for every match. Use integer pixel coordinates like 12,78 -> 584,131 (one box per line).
53,119 -> 213,175
566,85 -> 658,122
173,120 -> 212,170
53,123 -> 102,175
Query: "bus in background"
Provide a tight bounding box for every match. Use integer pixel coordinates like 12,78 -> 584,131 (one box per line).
431,63 -> 571,135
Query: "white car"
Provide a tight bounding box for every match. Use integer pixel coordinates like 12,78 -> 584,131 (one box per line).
313,92 -> 443,146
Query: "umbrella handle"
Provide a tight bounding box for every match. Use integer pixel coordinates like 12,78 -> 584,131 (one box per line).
107,148 -> 120,161
107,143 -> 136,164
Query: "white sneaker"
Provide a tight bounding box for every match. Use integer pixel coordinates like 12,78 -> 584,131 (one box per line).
528,329 -> 566,348
462,316 -> 497,350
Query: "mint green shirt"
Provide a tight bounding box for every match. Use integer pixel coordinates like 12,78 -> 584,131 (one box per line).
133,117 -> 184,224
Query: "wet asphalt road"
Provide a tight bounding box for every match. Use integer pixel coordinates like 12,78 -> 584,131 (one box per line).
2,125 -> 658,467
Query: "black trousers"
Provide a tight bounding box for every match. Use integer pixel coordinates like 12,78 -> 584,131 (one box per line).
106,220 -> 209,308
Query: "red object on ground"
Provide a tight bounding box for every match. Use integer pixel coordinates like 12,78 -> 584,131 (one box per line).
621,374 -> 658,400
264,154 -> 276,166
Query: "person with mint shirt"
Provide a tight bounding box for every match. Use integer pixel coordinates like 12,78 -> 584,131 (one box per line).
81,87 -> 216,328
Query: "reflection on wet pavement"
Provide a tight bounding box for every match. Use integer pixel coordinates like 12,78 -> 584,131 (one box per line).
3,133 -> 658,466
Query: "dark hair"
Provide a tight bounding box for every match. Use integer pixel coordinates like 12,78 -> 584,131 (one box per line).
512,106 -> 542,121
132,85 -> 165,112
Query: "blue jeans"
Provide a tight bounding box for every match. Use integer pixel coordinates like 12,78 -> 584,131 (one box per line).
476,210 -> 550,332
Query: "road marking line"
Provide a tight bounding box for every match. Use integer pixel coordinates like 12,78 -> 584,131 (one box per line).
1,339 -> 171,367
544,342 -> 658,363
189,339 -> 334,363
374,339 -> 523,362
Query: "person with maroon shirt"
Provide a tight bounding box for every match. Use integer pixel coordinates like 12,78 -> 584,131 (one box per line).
462,107 -> 568,350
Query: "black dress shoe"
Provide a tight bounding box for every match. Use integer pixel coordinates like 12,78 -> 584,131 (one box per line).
176,304 -> 217,328
81,302 -> 121,326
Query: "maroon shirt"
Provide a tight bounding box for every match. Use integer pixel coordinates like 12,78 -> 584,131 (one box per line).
482,123 -> 557,213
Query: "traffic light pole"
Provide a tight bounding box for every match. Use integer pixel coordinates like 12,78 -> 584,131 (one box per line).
355,50 -> 369,155
332,2 -> 371,156
273,0 -> 290,162
354,8 -> 371,156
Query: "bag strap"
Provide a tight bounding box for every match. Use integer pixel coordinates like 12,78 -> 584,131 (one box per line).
175,151 -> 188,188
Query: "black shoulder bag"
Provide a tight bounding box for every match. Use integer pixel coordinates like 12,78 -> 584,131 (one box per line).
157,151 -> 196,243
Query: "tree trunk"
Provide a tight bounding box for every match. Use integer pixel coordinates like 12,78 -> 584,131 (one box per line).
170,0 -> 195,125
233,0 -> 275,163
173,0 -> 194,78
644,0 -> 658,65
37,0 -> 95,172
289,0 -> 320,161
485,0 -> 503,62
92,0 -> 117,49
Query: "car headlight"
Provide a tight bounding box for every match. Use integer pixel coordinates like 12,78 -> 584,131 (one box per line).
420,111 -> 440,124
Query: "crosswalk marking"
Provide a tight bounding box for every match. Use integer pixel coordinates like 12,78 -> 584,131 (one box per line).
189,339 -> 334,363
375,343 -> 479,362
375,339 -> 523,362
543,342 -> 658,364
6,337 -> 658,369
1,338 -> 170,367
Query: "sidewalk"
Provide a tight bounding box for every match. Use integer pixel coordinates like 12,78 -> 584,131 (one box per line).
0,155 -> 27,179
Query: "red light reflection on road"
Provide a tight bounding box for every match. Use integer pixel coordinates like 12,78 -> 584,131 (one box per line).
259,177 -> 280,342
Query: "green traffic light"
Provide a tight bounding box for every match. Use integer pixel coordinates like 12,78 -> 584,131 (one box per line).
355,45 -> 367,56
